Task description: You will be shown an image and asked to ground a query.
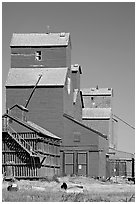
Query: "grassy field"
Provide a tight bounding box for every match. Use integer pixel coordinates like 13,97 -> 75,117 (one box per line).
2,176 -> 135,202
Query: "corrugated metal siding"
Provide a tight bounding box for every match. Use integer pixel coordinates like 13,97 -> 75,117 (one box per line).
11,47 -> 68,68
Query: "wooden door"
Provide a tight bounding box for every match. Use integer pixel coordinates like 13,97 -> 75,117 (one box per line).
64,152 -> 74,175
77,152 -> 88,176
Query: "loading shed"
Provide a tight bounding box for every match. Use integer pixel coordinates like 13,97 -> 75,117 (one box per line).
2,113 -> 61,179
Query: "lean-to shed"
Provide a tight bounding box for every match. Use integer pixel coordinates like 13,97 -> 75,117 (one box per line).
2,113 -> 61,179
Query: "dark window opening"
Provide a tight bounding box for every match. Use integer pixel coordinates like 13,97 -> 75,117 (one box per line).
35,51 -> 42,61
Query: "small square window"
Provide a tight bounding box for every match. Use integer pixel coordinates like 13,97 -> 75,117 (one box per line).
73,132 -> 81,142
35,51 -> 42,61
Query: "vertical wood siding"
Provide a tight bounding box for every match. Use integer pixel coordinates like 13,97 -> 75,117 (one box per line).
2,132 -> 60,178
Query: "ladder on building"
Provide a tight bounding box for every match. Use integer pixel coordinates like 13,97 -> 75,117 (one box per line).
3,110 -> 46,165
7,127 -> 37,157
5,125 -> 46,165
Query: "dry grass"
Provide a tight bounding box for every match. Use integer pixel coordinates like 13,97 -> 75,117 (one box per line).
2,176 -> 135,202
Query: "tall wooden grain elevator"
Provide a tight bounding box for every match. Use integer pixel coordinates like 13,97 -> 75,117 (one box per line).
3,32 -> 131,179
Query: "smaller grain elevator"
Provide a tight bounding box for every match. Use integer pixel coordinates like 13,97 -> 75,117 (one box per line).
82,87 -> 117,150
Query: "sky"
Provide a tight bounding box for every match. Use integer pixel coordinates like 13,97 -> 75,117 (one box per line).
2,2 -> 135,153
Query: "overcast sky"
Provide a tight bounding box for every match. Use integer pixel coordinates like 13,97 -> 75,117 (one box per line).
2,2 -> 135,153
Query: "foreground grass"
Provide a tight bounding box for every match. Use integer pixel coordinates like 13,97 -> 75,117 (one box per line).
2,176 -> 135,202
2,188 -> 135,202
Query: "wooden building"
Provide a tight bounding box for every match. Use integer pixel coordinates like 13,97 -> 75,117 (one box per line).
4,32 -> 109,178
81,87 -> 134,178
108,149 -> 134,178
2,113 -> 61,179
4,32 -> 134,179
81,87 -> 118,150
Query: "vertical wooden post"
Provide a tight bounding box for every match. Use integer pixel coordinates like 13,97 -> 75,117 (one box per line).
62,151 -> 65,176
132,158 -> 135,178
86,151 -> 88,176
73,151 -> 78,175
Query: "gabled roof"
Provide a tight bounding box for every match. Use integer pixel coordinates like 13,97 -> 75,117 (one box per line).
109,148 -> 134,159
2,113 -> 61,140
82,108 -> 112,119
6,68 -> 68,87
71,64 -> 82,74
63,113 -> 107,139
27,121 -> 61,140
10,33 -> 70,47
81,88 -> 113,96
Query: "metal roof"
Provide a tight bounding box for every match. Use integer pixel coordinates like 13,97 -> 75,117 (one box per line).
6,68 -> 68,87
10,33 -> 70,47
109,148 -> 134,159
81,88 -> 113,96
82,108 -> 112,119
2,113 -> 61,140
27,121 -> 61,140
71,64 -> 82,74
